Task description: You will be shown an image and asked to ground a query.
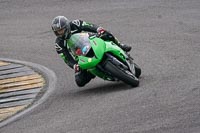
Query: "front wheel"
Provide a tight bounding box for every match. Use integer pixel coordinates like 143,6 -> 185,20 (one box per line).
134,63 -> 141,78
104,61 -> 139,87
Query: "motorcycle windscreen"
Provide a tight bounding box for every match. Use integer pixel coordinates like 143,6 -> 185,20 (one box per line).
67,33 -> 91,56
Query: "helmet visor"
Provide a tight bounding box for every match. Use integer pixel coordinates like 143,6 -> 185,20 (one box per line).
57,28 -> 65,36
54,28 -> 70,38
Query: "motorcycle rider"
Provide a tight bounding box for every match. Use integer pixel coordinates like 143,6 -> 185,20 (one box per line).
51,16 -> 132,87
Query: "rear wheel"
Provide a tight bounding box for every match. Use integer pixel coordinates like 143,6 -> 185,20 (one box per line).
104,61 -> 139,87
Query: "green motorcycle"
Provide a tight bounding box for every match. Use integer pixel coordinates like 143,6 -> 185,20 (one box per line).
68,33 -> 141,87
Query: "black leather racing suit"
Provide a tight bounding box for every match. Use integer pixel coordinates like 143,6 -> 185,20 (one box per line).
54,19 -> 118,87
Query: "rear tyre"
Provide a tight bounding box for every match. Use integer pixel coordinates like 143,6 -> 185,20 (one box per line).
104,61 -> 139,87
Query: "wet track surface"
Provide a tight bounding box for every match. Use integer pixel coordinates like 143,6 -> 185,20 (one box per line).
0,0 -> 200,132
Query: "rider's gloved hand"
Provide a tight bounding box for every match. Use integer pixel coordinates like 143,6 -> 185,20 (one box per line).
73,64 -> 80,73
97,27 -> 106,37
97,27 -> 113,39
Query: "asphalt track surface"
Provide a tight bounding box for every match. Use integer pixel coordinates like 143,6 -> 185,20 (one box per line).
0,0 -> 200,133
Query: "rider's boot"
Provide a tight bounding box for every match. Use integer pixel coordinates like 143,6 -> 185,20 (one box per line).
106,33 -> 132,52
118,43 -> 132,52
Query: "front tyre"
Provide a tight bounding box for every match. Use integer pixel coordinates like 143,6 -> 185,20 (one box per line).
134,63 -> 141,78
104,61 -> 139,87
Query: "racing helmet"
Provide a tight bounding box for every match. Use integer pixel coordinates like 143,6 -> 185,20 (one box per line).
51,16 -> 71,39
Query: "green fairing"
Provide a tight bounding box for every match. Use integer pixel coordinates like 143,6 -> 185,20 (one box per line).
67,33 -> 127,80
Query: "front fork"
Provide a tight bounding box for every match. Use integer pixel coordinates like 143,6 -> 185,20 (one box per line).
125,53 -> 136,75
105,53 -> 136,76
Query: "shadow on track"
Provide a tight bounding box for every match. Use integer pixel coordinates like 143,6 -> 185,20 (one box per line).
73,82 -> 133,96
